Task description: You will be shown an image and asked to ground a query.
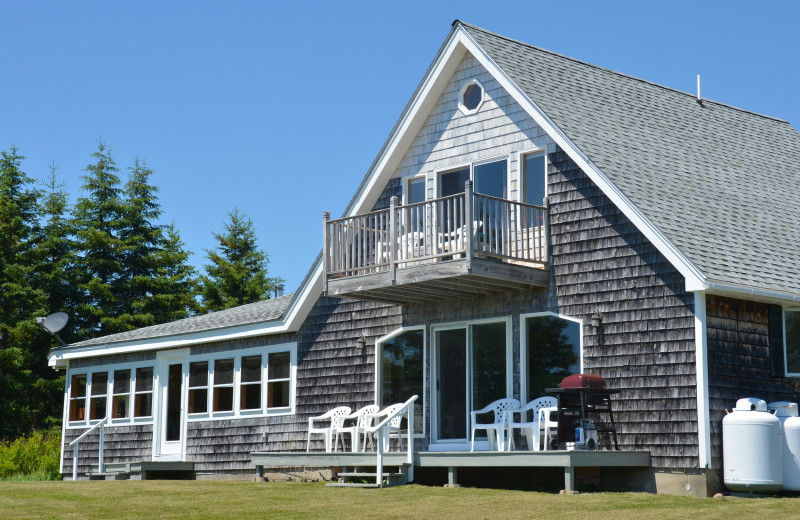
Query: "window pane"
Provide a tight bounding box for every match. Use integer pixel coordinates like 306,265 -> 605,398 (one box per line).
114,370 -> 130,394
268,352 -> 290,380
242,355 -> 262,383
472,322 -> 507,411
268,381 -> 290,408
134,392 -> 152,417
91,372 -> 108,396
526,315 -> 580,401
188,389 -> 207,414
440,168 -> 469,197
214,359 -> 234,385
524,153 -> 545,206
474,160 -> 507,199
90,397 -> 107,420
71,374 -> 87,398
463,83 -> 482,110
381,330 -> 424,407
241,384 -> 261,410
112,395 -> 129,419
213,387 -> 233,412
136,367 -> 153,392
189,361 -> 208,387
786,311 -> 800,373
408,177 -> 425,204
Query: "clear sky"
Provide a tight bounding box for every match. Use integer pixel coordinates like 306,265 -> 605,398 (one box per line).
3,1 -> 799,294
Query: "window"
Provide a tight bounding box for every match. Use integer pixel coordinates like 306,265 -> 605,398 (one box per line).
112,369 -> 131,419
134,367 -> 153,418
522,313 -> 581,402
213,358 -> 235,412
188,361 -> 209,414
267,352 -> 291,409
240,355 -> 262,410
522,152 -> 546,206
407,177 -> 425,204
458,78 -> 485,115
378,328 -> 425,435
69,374 -> 87,422
89,372 -> 108,420
439,159 -> 507,198
785,311 -> 800,375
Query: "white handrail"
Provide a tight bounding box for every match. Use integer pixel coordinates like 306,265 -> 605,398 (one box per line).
366,395 -> 418,488
68,417 -> 108,481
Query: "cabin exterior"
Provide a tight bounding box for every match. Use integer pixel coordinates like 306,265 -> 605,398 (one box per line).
48,21 -> 800,495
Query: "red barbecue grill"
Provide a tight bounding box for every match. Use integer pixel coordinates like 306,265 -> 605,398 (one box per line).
545,374 -> 619,450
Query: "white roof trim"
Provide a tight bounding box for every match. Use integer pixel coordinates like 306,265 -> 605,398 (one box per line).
703,279 -> 800,305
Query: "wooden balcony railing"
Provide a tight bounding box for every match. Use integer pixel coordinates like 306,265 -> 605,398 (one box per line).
323,181 -> 549,288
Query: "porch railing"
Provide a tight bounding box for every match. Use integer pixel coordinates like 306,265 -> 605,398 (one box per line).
68,416 -> 108,481
323,181 -> 549,285
366,394 -> 418,488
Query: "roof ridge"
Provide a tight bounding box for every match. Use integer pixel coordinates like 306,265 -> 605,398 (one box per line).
454,20 -> 790,125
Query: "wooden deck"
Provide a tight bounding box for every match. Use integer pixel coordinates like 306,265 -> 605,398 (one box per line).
251,450 -> 651,492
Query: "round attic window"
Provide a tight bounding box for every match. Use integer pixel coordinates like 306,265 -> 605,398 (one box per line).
458,79 -> 485,115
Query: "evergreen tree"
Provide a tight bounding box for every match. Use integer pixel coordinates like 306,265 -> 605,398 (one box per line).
199,208 -> 281,312
72,142 -> 128,337
147,223 -> 199,322
0,146 -> 52,438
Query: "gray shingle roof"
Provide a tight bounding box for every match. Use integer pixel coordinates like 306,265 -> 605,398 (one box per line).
461,21 -> 800,294
62,294 -> 294,349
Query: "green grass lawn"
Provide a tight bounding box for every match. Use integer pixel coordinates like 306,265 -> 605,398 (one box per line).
1,481 -> 798,520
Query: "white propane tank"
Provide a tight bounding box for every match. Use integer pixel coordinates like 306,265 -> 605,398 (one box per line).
722,398 -> 782,493
768,401 -> 800,491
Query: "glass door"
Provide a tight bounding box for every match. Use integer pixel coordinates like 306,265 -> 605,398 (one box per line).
434,321 -> 509,447
155,349 -> 188,460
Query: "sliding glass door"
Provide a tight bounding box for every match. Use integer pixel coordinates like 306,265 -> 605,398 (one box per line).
434,320 -> 510,444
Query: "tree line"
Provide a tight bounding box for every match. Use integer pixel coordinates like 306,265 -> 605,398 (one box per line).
0,143 -> 282,440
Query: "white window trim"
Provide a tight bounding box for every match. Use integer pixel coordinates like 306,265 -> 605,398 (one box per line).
518,148 -> 547,205
403,174 -> 427,205
185,342 -> 297,422
374,326 -> 427,438
430,316 -> 513,445
458,77 -> 485,115
519,312 -> 584,404
784,307 -> 800,377
435,156 -> 509,199
65,360 -> 156,429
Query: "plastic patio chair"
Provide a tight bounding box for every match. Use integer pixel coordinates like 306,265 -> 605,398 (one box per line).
306,406 -> 351,452
332,404 -> 380,452
367,402 -> 406,452
507,396 -> 557,451
470,398 -> 520,452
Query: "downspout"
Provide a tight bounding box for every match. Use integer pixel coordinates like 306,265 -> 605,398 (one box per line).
694,291 -> 712,468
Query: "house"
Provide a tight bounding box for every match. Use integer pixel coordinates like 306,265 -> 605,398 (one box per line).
48,20 -> 800,495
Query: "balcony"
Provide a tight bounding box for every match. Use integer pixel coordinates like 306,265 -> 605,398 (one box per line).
322,182 -> 550,304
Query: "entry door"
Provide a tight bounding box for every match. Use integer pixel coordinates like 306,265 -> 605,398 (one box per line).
434,322 -> 510,446
155,350 -> 188,461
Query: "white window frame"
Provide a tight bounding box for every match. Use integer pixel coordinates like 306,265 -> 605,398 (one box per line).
435,156 -> 510,199
65,360 -> 156,429
784,307 -> 800,377
211,357 -> 236,417
458,78 -> 485,115
519,312 -> 584,403
518,148 -> 547,205
430,316 -> 513,447
374,326 -> 427,438
403,174 -> 427,205
110,368 -> 132,421
185,342 -> 297,422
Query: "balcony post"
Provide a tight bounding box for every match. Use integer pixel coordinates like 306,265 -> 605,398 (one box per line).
389,196 -> 398,285
464,181 -> 473,270
543,197 -> 551,266
322,211 -> 330,293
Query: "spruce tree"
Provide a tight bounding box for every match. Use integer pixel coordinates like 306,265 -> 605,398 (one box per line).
0,146 -> 52,438
199,208 -> 282,312
72,142 -> 128,337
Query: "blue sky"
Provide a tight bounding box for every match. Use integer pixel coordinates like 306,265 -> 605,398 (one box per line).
3,1 -> 799,293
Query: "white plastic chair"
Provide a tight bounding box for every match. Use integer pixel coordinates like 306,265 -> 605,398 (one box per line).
332,404 -> 379,452
539,405 -> 559,451
306,406 -> 351,452
470,398 -> 520,452
365,402 -> 406,452
507,397 -> 557,451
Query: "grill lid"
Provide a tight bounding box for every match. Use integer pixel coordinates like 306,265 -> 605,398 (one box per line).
560,374 -> 606,390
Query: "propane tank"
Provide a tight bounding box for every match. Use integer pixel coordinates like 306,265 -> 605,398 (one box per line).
722,398 -> 782,493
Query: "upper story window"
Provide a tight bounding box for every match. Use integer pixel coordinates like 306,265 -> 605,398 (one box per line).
458,78 -> 485,115
440,158 -> 507,199
522,152 -> 546,206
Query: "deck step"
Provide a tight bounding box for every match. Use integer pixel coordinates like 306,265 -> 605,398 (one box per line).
337,472 -> 405,478
325,482 -> 382,488
88,472 -> 130,481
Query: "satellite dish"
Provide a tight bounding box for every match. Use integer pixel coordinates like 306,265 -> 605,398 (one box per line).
37,312 -> 68,334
